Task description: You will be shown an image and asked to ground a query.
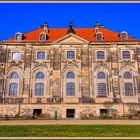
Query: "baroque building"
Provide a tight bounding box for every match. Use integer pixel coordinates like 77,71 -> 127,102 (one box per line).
0,22 -> 140,119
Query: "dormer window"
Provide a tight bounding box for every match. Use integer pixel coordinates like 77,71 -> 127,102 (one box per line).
15,32 -> 22,41
40,33 -> 46,41
121,31 -> 128,41
96,32 -> 103,41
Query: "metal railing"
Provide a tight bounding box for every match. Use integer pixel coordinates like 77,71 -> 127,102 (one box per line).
79,97 -> 95,104
0,98 -> 23,104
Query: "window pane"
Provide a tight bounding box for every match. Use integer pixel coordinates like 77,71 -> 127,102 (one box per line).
67,72 -> 75,78
66,82 -> 75,96
122,33 -> 127,41
67,51 -> 75,59
97,51 -> 105,59
37,52 -> 45,60
97,72 -> 105,79
36,72 -> 44,79
122,51 -> 130,59
40,34 -> 46,41
125,83 -> 133,96
12,52 -> 21,60
10,72 -> 19,79
98,83 -> 106,97
35,83 -> 44,95
124,72 -> 132,79
16,34 -> 22,41
9,83 -> 18,97
96,33 -> 102,41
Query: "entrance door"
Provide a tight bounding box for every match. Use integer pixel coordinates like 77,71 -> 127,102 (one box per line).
33,109 -> 42,116
100,109 -> 108,116
66,109 -> 75,118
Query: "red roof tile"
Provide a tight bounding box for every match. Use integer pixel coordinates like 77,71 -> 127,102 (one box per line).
8,27 -> 136,42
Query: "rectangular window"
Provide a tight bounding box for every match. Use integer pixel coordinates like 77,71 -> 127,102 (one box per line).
35,83 -> 44,96
124,83 -> 133,96
37,52 -> 45,60
12,52 -> 21,60
66,82 -> 75,96
98,83 -> 107,97
122,51 -> 130,59
97,51 -> 105,59
67,51 -> 75,59
9,83 -> 18,97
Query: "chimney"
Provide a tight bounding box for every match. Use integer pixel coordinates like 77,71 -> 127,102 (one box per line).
43,22 -> 49,33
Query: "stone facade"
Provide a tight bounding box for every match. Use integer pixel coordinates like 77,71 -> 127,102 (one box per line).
0,23 -> 140,119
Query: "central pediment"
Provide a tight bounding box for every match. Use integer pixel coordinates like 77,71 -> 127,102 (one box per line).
53,33 -> 89,44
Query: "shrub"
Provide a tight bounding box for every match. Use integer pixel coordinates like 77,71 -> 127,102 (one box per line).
4,115 -> 9,120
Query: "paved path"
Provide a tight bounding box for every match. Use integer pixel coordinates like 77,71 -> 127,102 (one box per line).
0,120 -> 140,125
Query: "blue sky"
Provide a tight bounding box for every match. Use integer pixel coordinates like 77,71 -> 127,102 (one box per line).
0,3 -> 140,40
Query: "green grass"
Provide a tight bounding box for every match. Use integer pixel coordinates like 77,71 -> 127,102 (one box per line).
0,125 -> 140,137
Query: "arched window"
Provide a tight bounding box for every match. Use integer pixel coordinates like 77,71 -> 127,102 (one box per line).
97,72 -> 105,79
40,33 -> 46,41
66,82 -> 75,96
10,72 -> 19,79
67,72 -> 75,79
96,32 -> 103,41
124,72 -> 132,79
124,83 -> 133,96
97,51 -> 105,59
98,83 -> 107,97
121,32 -> 127,41
35,83 -> 44,95
9,72 -> 19,97
36,72 -> 44,79
9,83 -> 18,97
37,52 -> 45,60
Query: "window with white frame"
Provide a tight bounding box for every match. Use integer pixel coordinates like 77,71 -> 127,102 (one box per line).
124,72 -> 132,79
66,82 -> 75,96
96,72 -> 107,97
97,51 -> 105,59
35,83 -> 44,96
96,32 -> 103,41
121,32 -> 128,41
122,51 -> 130,59
67,51 -> 75,59
97,72 -> 106,79
9,72 -> 19,97
35,72 -> 45,96
12,52 -> 21,60
124,83 -> 133,96
98,83 -> 107,97
65,71 -> 76,96
36,72 -> 44,79
15,33 -> 22,41
9,83 -> 18,97
40,33 -> 46,41
37,52 -> 45,60
67,72 -> 75,79
123,71 -> 133,96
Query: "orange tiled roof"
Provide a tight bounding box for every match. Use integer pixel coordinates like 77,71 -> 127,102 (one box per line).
8,27 -> 136,42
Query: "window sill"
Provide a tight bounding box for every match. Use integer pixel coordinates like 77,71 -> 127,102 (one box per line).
97,96 -> 107,98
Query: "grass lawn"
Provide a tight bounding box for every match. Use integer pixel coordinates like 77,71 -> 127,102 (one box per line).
0,125 -> 140,137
